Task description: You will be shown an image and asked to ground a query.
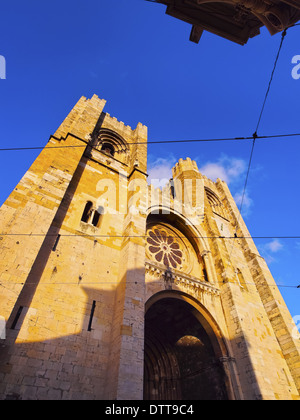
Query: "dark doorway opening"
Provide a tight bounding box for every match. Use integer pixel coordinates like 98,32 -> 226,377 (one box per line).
144,298 -> 228,400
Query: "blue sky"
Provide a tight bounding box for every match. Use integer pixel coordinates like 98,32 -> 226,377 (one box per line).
0,0 -> 299,321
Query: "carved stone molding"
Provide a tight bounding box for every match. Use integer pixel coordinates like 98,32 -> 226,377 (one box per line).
145,260 -> 220,296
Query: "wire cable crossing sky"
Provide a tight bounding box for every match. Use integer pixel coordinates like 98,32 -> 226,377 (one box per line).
0,0 -> 299,360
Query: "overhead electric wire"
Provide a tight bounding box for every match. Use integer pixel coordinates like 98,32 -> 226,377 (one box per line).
1,233 -> 300,239
224,27 -> 289,277
255,29 -> 287,134
0,132 -> 300,152
241,28 -> 288,216
0,26 -> 296,154
0,24 -> 299,291
0,28 -> 297,269
0,280 -> 298,289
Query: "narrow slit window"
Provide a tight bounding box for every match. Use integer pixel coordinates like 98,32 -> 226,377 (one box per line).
52,234 -> 61,252
88,301 -> 96,332
170,180 -> 175,199
81,201 -> 93,223
92,211 -> 101,227
203,268 -> 209,282
11,306 -> 24,330
236,269 -> 248,291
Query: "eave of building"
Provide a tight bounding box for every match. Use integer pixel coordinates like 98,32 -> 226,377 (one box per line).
155,0 -> 300,45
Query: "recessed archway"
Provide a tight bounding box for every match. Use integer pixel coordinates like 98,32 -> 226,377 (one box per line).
144,294 -> 230,400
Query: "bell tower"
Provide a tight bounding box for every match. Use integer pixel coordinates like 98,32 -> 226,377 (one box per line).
0,94 -> 148,400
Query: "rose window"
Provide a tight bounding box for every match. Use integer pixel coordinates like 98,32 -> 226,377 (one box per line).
147,228 -> 183,269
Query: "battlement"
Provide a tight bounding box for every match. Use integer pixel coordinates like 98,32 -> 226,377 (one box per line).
88,94 -> 107,110
172,157 -> 200,179
103,113 -> 147,143
54,94 -> 107,141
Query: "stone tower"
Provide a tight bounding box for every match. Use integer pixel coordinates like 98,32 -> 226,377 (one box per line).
0,95 -> 299,400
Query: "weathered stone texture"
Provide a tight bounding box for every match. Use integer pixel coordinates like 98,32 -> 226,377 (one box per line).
0,95 -> 299,400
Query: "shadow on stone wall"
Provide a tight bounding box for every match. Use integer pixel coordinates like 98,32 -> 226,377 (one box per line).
0,273 -> 261,400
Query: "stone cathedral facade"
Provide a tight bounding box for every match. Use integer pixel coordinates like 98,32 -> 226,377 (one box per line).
0,94 -> 299,400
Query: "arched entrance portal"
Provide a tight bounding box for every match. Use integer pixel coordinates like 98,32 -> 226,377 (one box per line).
144,297 -> 229,400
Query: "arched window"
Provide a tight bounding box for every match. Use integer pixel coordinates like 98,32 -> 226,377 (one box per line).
96,128 -> 129,165
81,201 -> 93,223
81,202 -> 102,228
205,187 -> 227,219
101,142 -> 115,157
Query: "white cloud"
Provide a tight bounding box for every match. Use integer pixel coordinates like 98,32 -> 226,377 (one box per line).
148,155 -> 247,188
148,155 -> 254,217
265,239 -> 283,253
227,159 -> 247,180
258,239 -> 284,264
148,157 -> 176,188
199,156 -> 246,185
199,162 -> 229,184
198,155 -> 253,217
234,191 -> 253,217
